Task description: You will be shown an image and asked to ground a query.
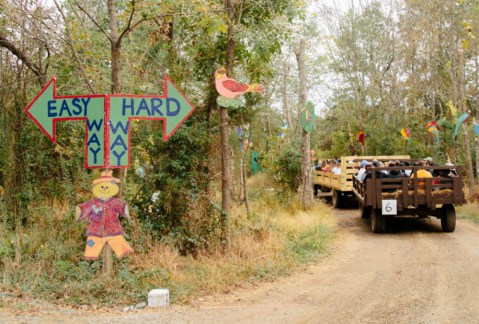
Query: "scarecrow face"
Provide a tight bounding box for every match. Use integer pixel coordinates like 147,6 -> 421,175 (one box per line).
92,182 -> 119,201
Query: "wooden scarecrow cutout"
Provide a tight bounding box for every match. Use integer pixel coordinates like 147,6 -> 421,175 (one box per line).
76,171 -> 133,260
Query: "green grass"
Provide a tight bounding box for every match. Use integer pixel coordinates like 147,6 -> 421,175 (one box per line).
457,202 -> 479,224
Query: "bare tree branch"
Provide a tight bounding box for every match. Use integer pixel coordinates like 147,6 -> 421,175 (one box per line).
73,0 -> 113,43
53,0 -> 95,93
0,33 -> 46,87
117,0 -> 137,44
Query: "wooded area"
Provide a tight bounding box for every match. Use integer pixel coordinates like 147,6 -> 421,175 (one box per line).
0,0 -> 479,305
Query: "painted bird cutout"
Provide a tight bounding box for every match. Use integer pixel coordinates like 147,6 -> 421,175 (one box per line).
215,67 -> 264,99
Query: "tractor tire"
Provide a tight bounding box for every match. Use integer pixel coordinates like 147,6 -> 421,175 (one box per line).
360,204 -> 372,219
371,208 -> 386,233
332,189 -> 342,209
441,204 -> 456,233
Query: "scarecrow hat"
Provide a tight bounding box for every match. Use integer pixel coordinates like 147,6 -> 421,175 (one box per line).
92,170 -> 121,185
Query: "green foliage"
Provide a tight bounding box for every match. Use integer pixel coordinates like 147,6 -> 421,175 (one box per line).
272,141 -> 302,191
286,224 -> 333,262
128,115 -> 222,254
457,203 -> 479,224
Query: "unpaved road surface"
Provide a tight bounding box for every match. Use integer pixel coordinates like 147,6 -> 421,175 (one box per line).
4,204 -> 479,323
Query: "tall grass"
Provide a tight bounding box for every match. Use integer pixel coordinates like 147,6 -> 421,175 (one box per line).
457,202 -> 479,224
457,186 -> 479,224
0,173 -> 334,306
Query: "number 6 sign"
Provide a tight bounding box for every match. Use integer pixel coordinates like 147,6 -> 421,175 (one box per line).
382,200 -> 397,215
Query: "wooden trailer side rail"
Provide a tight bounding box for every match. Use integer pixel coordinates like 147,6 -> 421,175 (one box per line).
352,165 -> 466,211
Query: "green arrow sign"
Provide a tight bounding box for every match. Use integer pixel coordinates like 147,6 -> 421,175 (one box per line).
108,77 -> 195,167
25,76 -> 194,169
25,78 -> 106,168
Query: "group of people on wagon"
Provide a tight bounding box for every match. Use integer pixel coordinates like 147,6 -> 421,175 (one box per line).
355,157 -> 457,184
314,159 -> 342,175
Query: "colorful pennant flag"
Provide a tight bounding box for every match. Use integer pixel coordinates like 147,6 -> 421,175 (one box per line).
447,101 -> 457,121
356,130 -> 365,146
454,110 -> 470,137
425,120 -> 440,143
474,123 -> 479,136
399,128 -> 411,141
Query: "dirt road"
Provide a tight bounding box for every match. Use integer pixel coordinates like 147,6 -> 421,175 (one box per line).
6,204 -> 479,323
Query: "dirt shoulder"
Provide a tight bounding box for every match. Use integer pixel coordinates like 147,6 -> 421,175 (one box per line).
3,205 -> 479,323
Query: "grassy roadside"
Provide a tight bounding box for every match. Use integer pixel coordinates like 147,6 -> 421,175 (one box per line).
457,201 -> 479,224
0,174 -> 335,307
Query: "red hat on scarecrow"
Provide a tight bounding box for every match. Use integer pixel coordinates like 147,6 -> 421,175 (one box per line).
92,170 -> 121,185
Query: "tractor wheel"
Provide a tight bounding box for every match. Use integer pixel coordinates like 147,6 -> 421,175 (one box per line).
441,204 -> 456,233
360,204 -> 372,219
332,190 -> 342,208
371,208 -> 386,233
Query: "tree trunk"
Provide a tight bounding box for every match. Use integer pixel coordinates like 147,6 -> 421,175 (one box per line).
109,0 -> 121,94
295,39 -> 313,209
241,152 -> 250,216
220,106 -> 231,244
457,42 -> 475,198
475,42 -> 479,186
462,126 -> 476,199
218,0 -> 236,246
475,138 -> 479,193
282,61 -> 293,137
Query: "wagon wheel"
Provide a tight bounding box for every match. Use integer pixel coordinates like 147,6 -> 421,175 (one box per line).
332,189 -> 342,208
360,203 -> 372,219
371,208 -> 386,233
441,204 -> 456,233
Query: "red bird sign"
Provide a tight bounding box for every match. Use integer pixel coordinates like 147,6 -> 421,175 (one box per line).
214,67 -> 264,99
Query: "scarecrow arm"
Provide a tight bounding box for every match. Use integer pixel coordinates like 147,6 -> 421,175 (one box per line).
76,201 -> 92,222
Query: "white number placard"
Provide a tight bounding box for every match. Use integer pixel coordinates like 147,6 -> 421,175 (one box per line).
382,200 -> 397,215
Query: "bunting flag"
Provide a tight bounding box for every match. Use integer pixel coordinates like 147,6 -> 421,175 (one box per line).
425,120 -> 436,130
236,126 -> 244,138
425,120 -> 439,137
447,101 -> 457,122
252,151 -> 261,175
399,128 -> 411,142
474,122 -> 479,136
425,120 -> 440,143
301,101 -> 316,132
356,130 -> 365,146
454,110 -> 470,137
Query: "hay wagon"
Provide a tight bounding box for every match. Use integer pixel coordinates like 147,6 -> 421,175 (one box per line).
313,155 -> 410,208
352,165 -> 466,233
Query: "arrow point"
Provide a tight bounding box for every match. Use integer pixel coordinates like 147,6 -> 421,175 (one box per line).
163,78 -> 195,141
25,78 -> 56,142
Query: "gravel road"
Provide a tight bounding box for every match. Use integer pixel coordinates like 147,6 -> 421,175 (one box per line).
5,203 -> 479,323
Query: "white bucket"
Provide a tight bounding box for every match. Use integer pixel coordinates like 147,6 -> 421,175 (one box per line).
148,289 -> 170,308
